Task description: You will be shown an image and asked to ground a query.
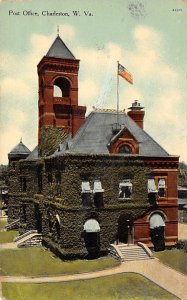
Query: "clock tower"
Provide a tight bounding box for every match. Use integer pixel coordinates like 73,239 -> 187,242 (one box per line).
37,34 -> 86,155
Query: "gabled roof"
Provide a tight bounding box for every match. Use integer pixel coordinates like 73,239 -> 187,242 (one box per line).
108,126 -> 137,148
63,110 -> 169,157
26,146 -> 38,160
46,35 -> 75,59
9,140 -> 31,156
53,135 -> 71,157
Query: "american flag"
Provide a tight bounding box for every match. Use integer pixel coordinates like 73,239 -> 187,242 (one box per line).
118,63 -> 133,84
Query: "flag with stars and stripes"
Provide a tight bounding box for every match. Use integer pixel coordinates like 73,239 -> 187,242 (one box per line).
118,63 -> 133,84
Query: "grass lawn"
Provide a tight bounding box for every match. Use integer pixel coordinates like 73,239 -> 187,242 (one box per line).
0,246 -> 119,276
0,217 -> 7,230
2,274 -> 178,300
0,230 -> 18,244
155,249 -> 187,275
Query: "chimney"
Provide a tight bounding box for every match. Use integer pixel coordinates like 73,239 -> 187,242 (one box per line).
127,100 -> 145,129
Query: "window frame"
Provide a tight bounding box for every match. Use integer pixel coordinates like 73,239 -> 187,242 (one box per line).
119,179 -> 133,200
155,176 -> 167,199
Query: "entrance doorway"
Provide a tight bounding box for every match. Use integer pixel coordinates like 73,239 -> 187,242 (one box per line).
150,213 -> 165,251
118,215 -> 133,244
34,204 -> 42,233
83,219 -> 100,258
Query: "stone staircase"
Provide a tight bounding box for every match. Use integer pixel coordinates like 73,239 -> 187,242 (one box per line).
5,218 -> 20,230
14,231 -> 42,248
110,242 -> 154,262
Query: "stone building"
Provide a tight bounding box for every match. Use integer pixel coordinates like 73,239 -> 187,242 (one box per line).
7,34 -> 179,258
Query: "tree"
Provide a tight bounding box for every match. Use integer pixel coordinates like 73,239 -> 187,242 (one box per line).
178,162 -> 187,187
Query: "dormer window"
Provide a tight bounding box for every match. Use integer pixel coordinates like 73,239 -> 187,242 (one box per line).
118,144 -> 132,154
119,180 -> 132,199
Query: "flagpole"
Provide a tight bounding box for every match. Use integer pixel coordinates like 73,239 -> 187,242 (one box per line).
117,61 -> 119,126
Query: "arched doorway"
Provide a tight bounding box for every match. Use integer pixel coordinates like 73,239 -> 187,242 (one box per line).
149,213 -> 165,251
118,215 -> 133,244
83,219 -> 100,258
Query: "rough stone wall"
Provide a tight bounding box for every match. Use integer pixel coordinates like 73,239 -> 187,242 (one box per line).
8,153 -> 153,257
40,154 -> 151,257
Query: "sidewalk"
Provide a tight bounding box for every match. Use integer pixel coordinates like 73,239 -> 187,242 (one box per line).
178,223 -> 187,240
0,223 -> 187,299
1,258 -> 187,300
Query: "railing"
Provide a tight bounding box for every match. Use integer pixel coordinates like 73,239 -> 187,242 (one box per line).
14,230 -> 37,242
5,218 -> 20,230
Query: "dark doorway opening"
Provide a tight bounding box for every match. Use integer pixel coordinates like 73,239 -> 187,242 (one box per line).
118,216 -> 133,244
151,227 -> 165,251
55,219 -> 61,240
149,213 -> 165,251
83,219 -> 100,258
34,204 -> 42,233
84,232 -> 100,259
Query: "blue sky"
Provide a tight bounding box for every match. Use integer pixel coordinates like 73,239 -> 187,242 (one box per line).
0,0 -> 187,164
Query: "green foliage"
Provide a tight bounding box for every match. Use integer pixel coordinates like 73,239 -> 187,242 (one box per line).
0,218 -> 7,230
0,230 -> 18,243
176,240 -> 187,253
9,153 -> 152,258
2,274 -> 178,300
40,126 -> 67,157
155,249 -> 187,275
0,246 -> 119,276
178,162 -> 187,187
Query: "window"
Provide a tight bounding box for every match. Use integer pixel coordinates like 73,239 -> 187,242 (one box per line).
81,181 -> 92,193
148,179 -> 157,193
37,169 -> 43,194
47,173 -> 53,184
53,77 -> 70,97
81,181 -> 92,206
158,178 -> 166,198
93,180 -> 104,193
20,177 -> 27,192
55,172 -> 61,184
119,180 -> 132,199
148,179 -> 157,205
93,180 -> 104,208
118,144 -> 132,154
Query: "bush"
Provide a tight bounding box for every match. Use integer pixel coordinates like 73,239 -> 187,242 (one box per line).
175,240 -> 187,252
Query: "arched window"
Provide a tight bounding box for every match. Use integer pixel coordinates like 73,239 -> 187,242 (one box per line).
118,144 -> 132,154
53,77 -> 70,97
84,219 -> 100,233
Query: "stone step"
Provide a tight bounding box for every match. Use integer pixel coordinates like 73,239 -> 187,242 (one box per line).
15,233 -> 42,248
14,230 -> 37,242
109,243 -> 153,261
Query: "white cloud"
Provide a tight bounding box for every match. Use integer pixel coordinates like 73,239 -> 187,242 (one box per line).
1,77 -> 32,99
79,79 -> 100,107
0,24 -> 186,163
0,110 -> 28,163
